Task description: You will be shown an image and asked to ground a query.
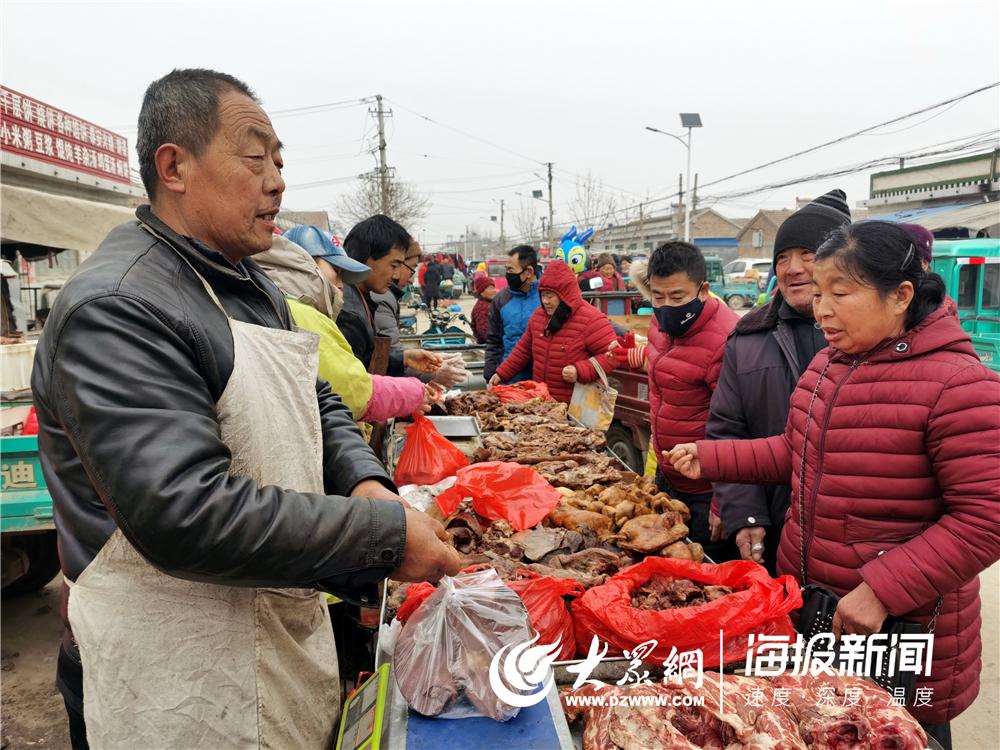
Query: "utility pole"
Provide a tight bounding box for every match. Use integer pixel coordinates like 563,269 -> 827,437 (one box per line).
677,173 -> 684,240
370,94 -> 392,215
691,173 -> 699,242
546,162 -> 554,248
499,199 -> 506,252
684,128 -> 693,242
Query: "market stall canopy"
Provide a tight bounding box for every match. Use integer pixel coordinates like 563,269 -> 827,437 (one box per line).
1,183 -> 136,258
868,201 -> 1000,238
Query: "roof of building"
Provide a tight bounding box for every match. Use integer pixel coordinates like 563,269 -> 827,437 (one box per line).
735,209 -> 795,239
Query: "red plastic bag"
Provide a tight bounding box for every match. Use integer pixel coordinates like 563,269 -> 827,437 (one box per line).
489,380 -> 551,403
398,567 -> 583,660
393,413 -> 469,486
506,571 -> 584,660
435,461 -> 560,531
572,558 -> 801,668
21,407 -> 38,436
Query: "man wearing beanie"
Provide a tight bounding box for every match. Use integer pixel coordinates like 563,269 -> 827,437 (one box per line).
705,189 -> 851,573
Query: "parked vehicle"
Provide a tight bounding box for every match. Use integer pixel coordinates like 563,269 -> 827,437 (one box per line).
1,406 -> 60,596
706,255 -> 764,310
723,257 -> 771,284
931,238 -> 999,373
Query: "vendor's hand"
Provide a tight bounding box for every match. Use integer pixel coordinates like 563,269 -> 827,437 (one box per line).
392,508 -> 464,583
488,373 -> 501,386
608,340 -> 621,354
404,349 -> 443,374
562,365 -> 578,383
420,382 -> 444,413
350,479 -> 412,510
708,510 -> 729,542
832,582 -> 889,639
735,526 -> 765,563
665,444 -> 700,480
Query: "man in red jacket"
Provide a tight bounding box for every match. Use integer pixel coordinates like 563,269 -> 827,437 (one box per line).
625,241 -> 741,561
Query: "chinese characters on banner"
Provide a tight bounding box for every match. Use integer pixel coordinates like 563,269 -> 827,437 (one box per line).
564,632 -> 935,710
0,86 -> 130,184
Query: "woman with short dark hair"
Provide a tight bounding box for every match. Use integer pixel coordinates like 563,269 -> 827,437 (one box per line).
669,221 -> 1000,748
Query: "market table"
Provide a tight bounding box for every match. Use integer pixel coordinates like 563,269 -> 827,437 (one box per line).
382,676 -> 574,750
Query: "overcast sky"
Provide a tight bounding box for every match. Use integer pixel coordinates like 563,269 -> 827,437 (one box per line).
3,0 -> 998,247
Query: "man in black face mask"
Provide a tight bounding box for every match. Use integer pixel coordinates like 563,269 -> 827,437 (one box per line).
635,241 -> 741,562
483,245 -> 540,383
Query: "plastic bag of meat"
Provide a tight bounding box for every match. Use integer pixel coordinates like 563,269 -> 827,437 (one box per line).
489,380 -> 552,403
572,558 -> 801,667
397,567 -> 583,661
435,461 -> 561,530
394,413 -> 470,486
394,569 -> 534,721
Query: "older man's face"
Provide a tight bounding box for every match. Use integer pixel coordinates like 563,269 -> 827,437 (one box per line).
186,91 -> 285,260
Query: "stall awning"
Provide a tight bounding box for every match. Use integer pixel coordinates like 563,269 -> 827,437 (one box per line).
867,201 -> 1000,235
1,183 -> 137,255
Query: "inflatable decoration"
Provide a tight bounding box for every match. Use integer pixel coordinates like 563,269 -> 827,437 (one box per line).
557,226 -> 595,274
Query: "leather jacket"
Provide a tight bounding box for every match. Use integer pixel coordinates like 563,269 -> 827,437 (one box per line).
32,206 -> 406,602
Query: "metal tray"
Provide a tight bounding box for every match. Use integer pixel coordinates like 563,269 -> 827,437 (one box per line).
425,415 -> 481,438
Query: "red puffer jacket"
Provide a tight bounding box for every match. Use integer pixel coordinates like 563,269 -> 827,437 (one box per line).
649,295 -> 738,494
495,260 -> 617,403
698,303 -> 1000,723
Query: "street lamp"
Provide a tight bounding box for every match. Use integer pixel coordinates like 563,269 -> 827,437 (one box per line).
646,112 -> 702,242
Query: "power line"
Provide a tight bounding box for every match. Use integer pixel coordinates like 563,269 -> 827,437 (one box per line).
385,98 -> 545,166
697,82 -> 999,193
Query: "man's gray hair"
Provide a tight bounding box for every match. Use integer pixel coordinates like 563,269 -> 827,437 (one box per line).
137,68 -> 257,200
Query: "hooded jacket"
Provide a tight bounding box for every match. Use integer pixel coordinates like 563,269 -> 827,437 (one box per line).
648,294 -> 739,494
697,304 -> 1000,723
494,260 -> 617,402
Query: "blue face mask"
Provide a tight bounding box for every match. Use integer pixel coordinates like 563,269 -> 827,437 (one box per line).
654,295 -> 705,337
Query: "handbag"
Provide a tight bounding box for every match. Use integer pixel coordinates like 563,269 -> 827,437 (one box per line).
795,584 -> 932,704
568,358 -> 618,432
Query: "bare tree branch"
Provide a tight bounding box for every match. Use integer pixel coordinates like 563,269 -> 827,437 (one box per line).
337,176 -> 431,230
569,171 -> 617,231
513,198 -> 538,243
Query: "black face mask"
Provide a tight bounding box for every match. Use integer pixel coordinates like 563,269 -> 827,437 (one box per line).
654,296 -> 705,337
388,283 -> 405,301
505,270 -> 525,291
544,301 -> 573,336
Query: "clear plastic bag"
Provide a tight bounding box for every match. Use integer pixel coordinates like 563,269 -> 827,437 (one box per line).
393,569 -> 533,721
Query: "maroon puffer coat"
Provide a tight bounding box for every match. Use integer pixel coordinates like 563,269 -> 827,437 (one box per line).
698,303 -> 1000,723
649,295 -> 738,494
495,260 -> 617,403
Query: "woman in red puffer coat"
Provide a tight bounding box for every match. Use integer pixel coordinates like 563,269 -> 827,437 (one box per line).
669,221 -> 1000,748
490,260 -> 617,403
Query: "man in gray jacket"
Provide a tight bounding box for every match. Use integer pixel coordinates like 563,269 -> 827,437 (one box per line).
32,68 -> 460,748
705,190 -> 851,573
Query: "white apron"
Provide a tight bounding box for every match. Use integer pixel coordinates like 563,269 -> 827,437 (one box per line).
67,254 -> 340,749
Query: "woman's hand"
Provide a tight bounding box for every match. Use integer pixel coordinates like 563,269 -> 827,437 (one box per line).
404,349 -> 443,374
562,365 -> 578,383
665,444 -> 700,480
832,582 -> 889,639
708,510 -> 729,541
419,382 -> 444,413
488,373 -> 501,386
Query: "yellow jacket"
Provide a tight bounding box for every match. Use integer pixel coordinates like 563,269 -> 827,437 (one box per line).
287,298 -> 373,421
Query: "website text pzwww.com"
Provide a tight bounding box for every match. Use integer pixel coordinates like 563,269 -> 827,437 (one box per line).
564,693 -> 706,708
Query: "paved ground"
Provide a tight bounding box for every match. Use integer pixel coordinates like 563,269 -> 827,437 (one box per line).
2,294 -> 996,748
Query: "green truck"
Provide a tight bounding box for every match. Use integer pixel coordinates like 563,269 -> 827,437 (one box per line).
705,255 -> 765,310
1,425 -> 60,595
930,238 -> 1000,373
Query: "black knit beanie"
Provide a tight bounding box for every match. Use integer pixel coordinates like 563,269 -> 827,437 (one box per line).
772,189 -> 852,264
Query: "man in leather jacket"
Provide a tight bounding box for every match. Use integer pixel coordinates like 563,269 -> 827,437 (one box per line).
31,68 -> 460,747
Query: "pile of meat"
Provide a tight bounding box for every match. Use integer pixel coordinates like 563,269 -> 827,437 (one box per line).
434,501 -> 635,589
562,670 -> 928,750
472,425 -> 607,464
630,575 -> 732,610
444,392 -> 570,430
